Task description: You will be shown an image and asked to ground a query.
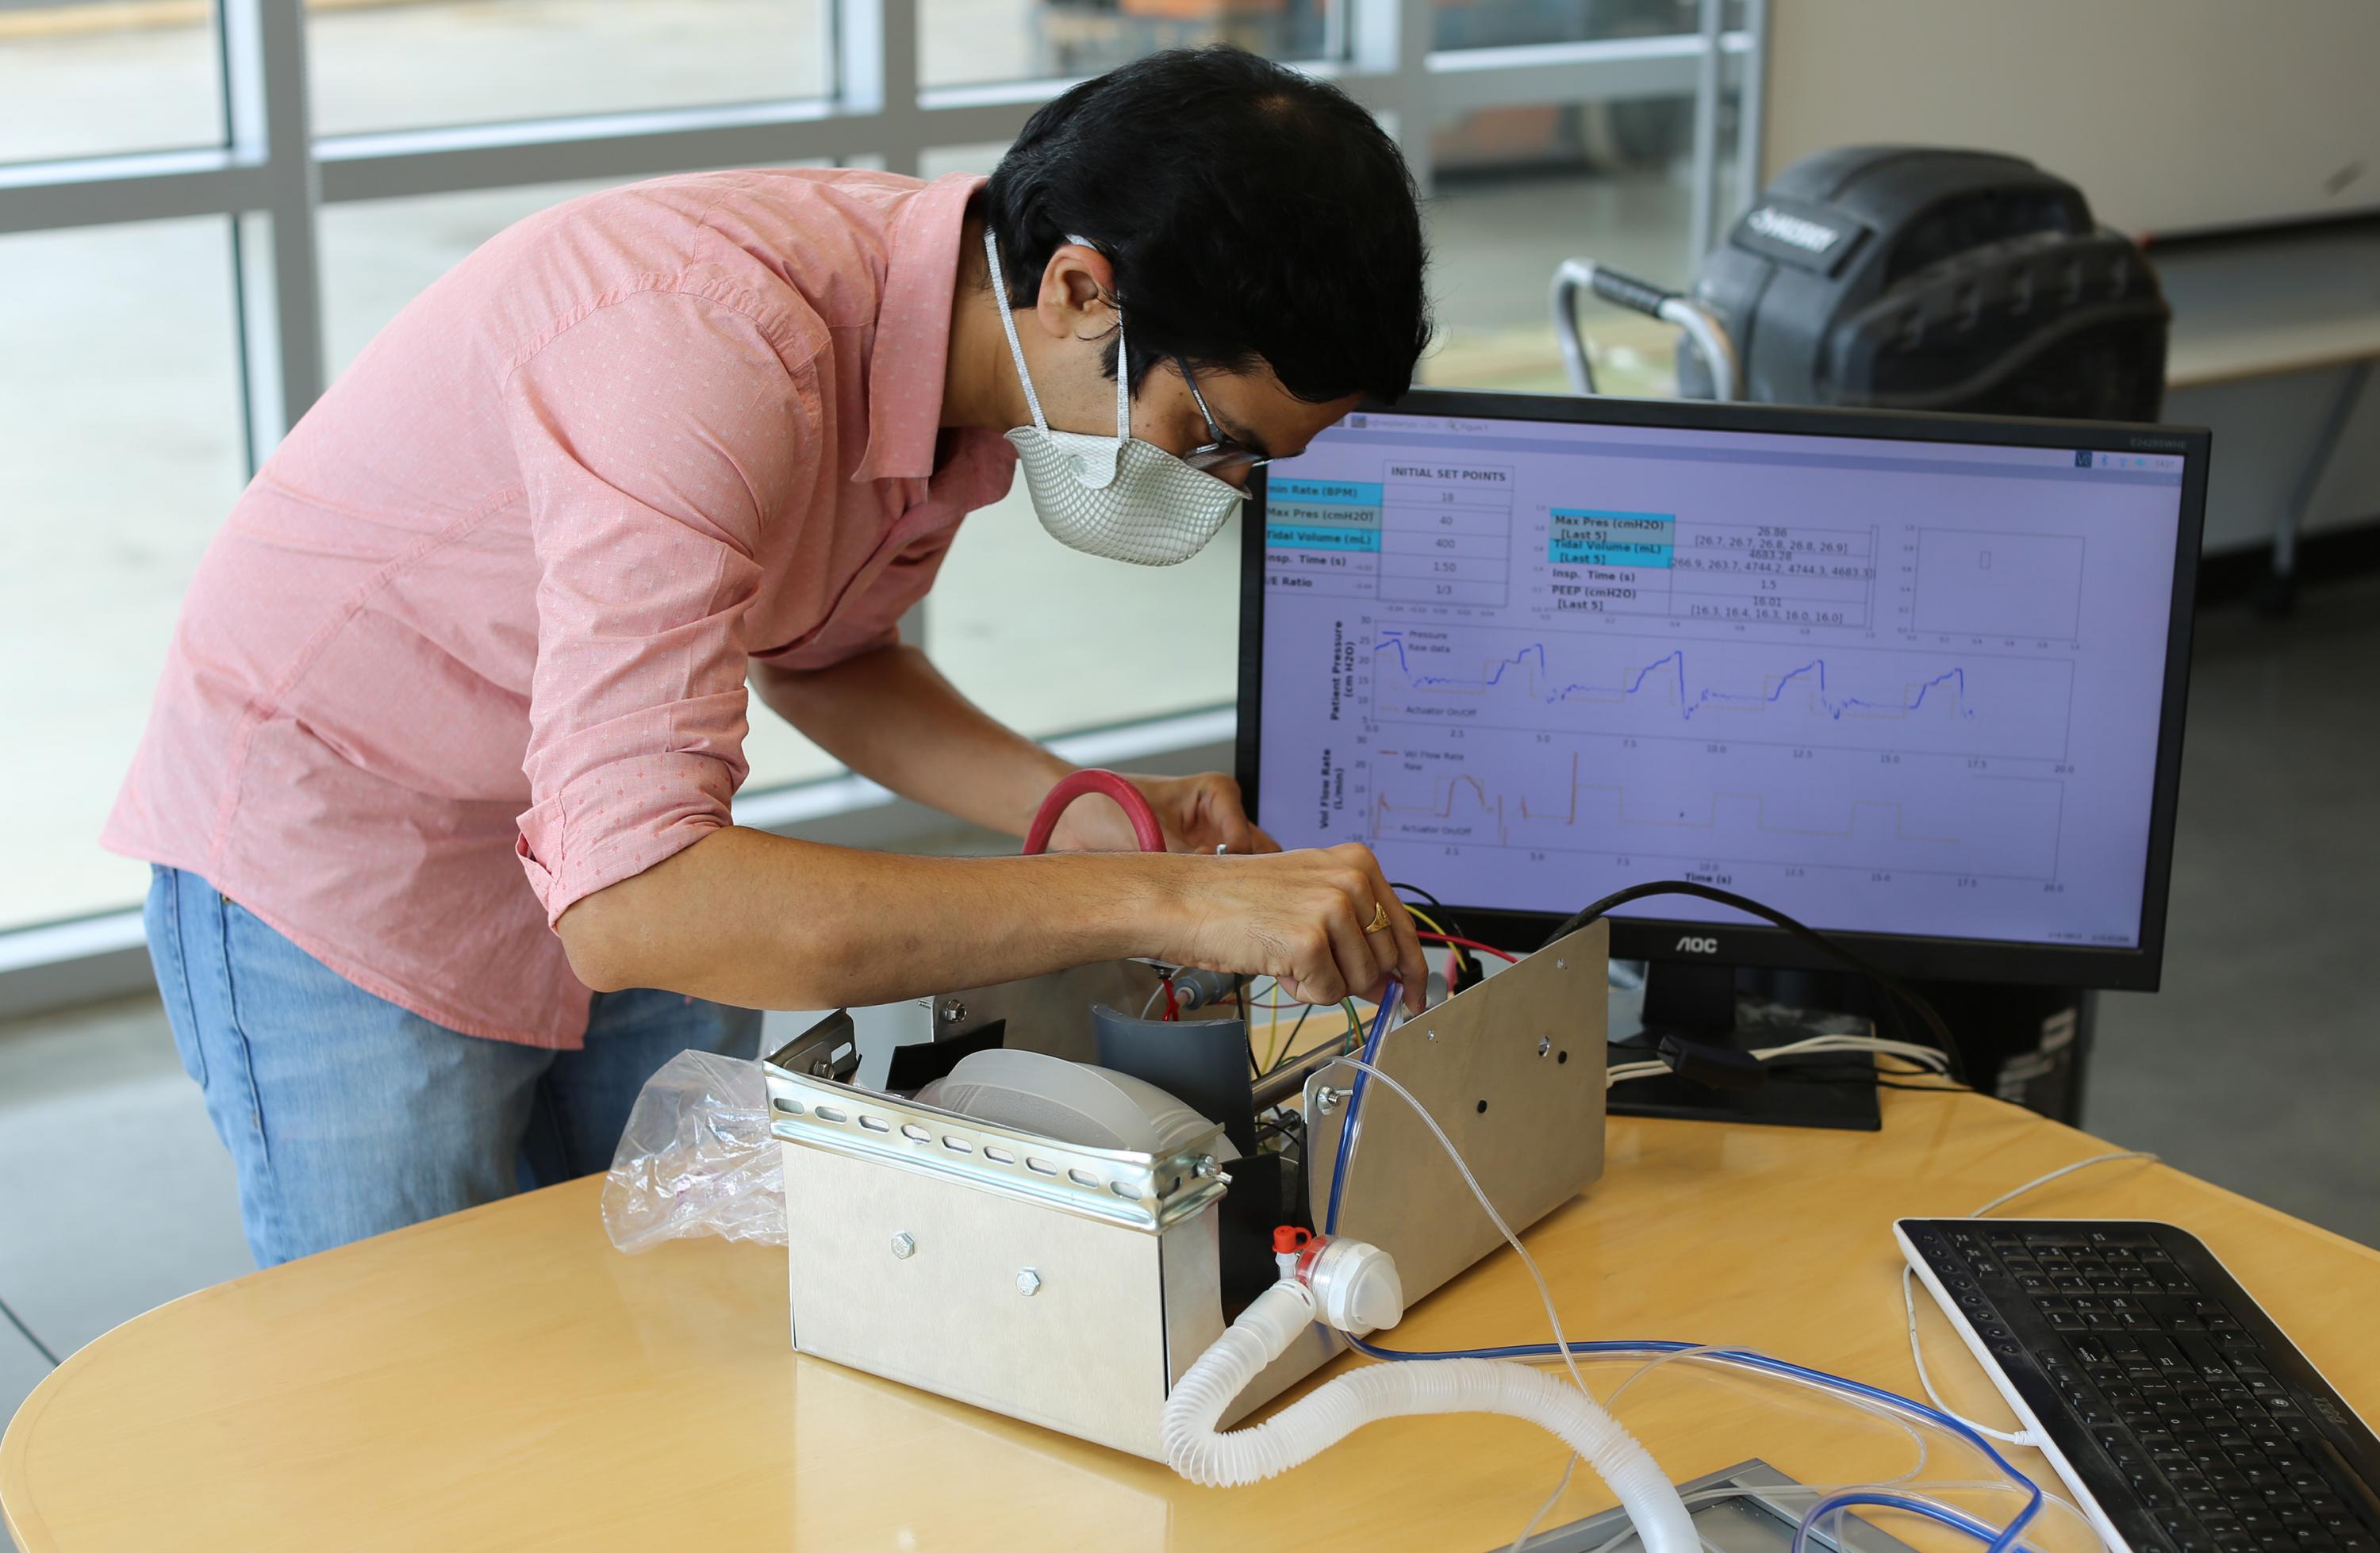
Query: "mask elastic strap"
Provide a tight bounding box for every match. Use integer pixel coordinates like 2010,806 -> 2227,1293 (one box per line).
1111,316 -> 1132,441
1058,230 -> 1133,441
983,228 -> 1050,435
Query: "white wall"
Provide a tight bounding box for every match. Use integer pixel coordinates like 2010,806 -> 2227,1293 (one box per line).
1759,0 -> 2380,559
1762,0 -> 2380,236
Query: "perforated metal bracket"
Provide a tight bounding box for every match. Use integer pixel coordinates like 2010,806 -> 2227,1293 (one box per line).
762,1061 -> 1230,1235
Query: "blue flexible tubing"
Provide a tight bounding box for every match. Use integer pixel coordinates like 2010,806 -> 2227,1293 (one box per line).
1348,1333 -> 2043,1553
1787,1493 -> 2029,1553
1320,980 -> 1399,1236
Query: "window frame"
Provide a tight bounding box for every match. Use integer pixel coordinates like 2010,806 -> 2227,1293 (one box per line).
0,0 -> 1766,1004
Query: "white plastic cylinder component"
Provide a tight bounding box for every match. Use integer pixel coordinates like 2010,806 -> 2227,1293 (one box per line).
1161,1281 -> 1698,1553
1304,1237 -> 1404,1335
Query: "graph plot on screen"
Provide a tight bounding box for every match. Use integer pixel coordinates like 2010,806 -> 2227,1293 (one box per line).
1370,625 -> 2074,761
1253,408 -> 2184,949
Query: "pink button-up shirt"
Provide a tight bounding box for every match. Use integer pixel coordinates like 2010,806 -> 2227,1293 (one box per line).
105,170 -> 1016,1048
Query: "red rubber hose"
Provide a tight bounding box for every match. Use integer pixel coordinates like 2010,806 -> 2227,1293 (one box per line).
1021,769 -> 1168,856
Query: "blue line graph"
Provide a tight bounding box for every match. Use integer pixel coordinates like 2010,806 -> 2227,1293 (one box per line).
1374,631 -> 1975,723
1367,625 -> 2075,761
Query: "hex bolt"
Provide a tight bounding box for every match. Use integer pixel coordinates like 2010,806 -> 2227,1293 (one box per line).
1315,1086 -> 1344,1114
889,1231 -> 916,1260
939,1001 -> 968,1024
1015,1267 -> 1042,1297
1538,1037 -> 1553,1057
1555,960 -> 1567,970
1426,1029 -> 1438,1041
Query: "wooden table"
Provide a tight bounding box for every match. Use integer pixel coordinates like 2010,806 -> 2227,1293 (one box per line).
7,1091 -> 2376,1551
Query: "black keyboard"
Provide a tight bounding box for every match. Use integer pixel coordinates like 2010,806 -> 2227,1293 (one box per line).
1898,1218 -> 2380,1553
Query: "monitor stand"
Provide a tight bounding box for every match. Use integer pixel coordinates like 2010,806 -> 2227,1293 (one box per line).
1606,961 -> 1882,1132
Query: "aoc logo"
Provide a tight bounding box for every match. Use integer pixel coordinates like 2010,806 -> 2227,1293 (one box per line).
1745,205 -> 1841,254
1673,935 -> 1721,954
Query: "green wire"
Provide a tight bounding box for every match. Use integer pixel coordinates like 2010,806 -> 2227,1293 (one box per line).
1341,997 -> 1361,1053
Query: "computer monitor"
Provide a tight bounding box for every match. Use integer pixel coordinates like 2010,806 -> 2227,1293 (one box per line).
1237,390 -> 2206,996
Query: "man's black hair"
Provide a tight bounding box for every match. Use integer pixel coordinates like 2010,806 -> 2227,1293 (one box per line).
982,46 -> 1431,405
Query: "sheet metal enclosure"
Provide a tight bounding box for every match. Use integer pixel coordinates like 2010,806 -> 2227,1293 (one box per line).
762,922 -> 1607,1459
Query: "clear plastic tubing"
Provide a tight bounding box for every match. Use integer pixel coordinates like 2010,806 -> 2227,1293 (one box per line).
1353,1336 -> 2047,1553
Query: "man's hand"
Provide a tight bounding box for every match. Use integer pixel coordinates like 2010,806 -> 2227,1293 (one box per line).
1046,770 -> 1280,856
1156,842 -> 1427,1012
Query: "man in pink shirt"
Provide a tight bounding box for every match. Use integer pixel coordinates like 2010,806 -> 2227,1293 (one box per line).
109,48 -> 1432,1265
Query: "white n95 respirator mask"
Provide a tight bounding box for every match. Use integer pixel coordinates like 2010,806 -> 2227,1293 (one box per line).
984,228 -> 1245,567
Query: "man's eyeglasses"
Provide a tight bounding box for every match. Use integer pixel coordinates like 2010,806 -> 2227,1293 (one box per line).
1180,363 -> 1276,477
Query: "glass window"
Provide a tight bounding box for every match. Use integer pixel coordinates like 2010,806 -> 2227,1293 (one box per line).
0,219 -> 247,932
317,178 -> 843,792
927,488 -> 1245,739
1430,0 -> 1695,52
0,2 -> 223,165
305,0 -> 828,139
922,0 -> 1334,90
1423,92 -> 1741,397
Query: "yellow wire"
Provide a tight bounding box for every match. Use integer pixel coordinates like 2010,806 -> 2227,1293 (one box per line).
1401,901 -> 1449,937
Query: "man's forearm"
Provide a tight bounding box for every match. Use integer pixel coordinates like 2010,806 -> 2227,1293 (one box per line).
556,822 -> 1434,1017
753,645 -> 1071,835
559,825 -> 1173,1009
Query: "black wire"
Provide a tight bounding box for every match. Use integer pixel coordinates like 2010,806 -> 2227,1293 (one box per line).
1541,880 -> 1968,1082
0,1290 -> 60,1368
1387,880 -> 1472,939
1236,976 -> 1261,1075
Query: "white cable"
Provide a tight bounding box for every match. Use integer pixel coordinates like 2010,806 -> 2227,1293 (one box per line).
1605,1034 -> 1953,1091
1902,1149 -> 2160,1446
1971,1150 -> 2157,1219
1900,1265 -> 2033,1447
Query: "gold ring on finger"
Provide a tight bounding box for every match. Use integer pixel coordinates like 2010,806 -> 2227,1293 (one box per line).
1364,900 -> 1390,934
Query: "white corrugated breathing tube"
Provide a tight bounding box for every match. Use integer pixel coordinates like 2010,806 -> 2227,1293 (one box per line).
1161,1279 -> 1699,1553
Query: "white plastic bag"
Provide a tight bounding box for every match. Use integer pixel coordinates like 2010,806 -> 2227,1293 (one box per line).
601,1049 -> 787,1253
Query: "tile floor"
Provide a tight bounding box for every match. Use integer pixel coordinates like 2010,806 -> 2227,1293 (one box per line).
5,579 -> 2378,1549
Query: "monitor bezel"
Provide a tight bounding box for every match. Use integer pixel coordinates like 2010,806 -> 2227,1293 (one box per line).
1234,388 -> 2209,993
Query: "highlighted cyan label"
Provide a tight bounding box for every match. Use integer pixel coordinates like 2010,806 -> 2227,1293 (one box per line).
1269,479 -> 1384,552
1551,509 -> 1675,568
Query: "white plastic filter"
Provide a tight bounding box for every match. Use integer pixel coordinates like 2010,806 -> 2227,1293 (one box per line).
916,1047 -> 1230,1159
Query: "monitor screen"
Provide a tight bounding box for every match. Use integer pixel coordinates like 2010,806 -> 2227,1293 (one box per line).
1243,398 -> 2199,984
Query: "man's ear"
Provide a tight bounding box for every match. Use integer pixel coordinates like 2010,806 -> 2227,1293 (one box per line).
1035,240 -> 1116,339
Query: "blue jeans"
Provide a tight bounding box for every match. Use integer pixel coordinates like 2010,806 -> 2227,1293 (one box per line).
144,865 -> 762,1267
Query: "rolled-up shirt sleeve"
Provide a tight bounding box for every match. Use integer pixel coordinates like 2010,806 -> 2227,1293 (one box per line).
502,286 -> 817,926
